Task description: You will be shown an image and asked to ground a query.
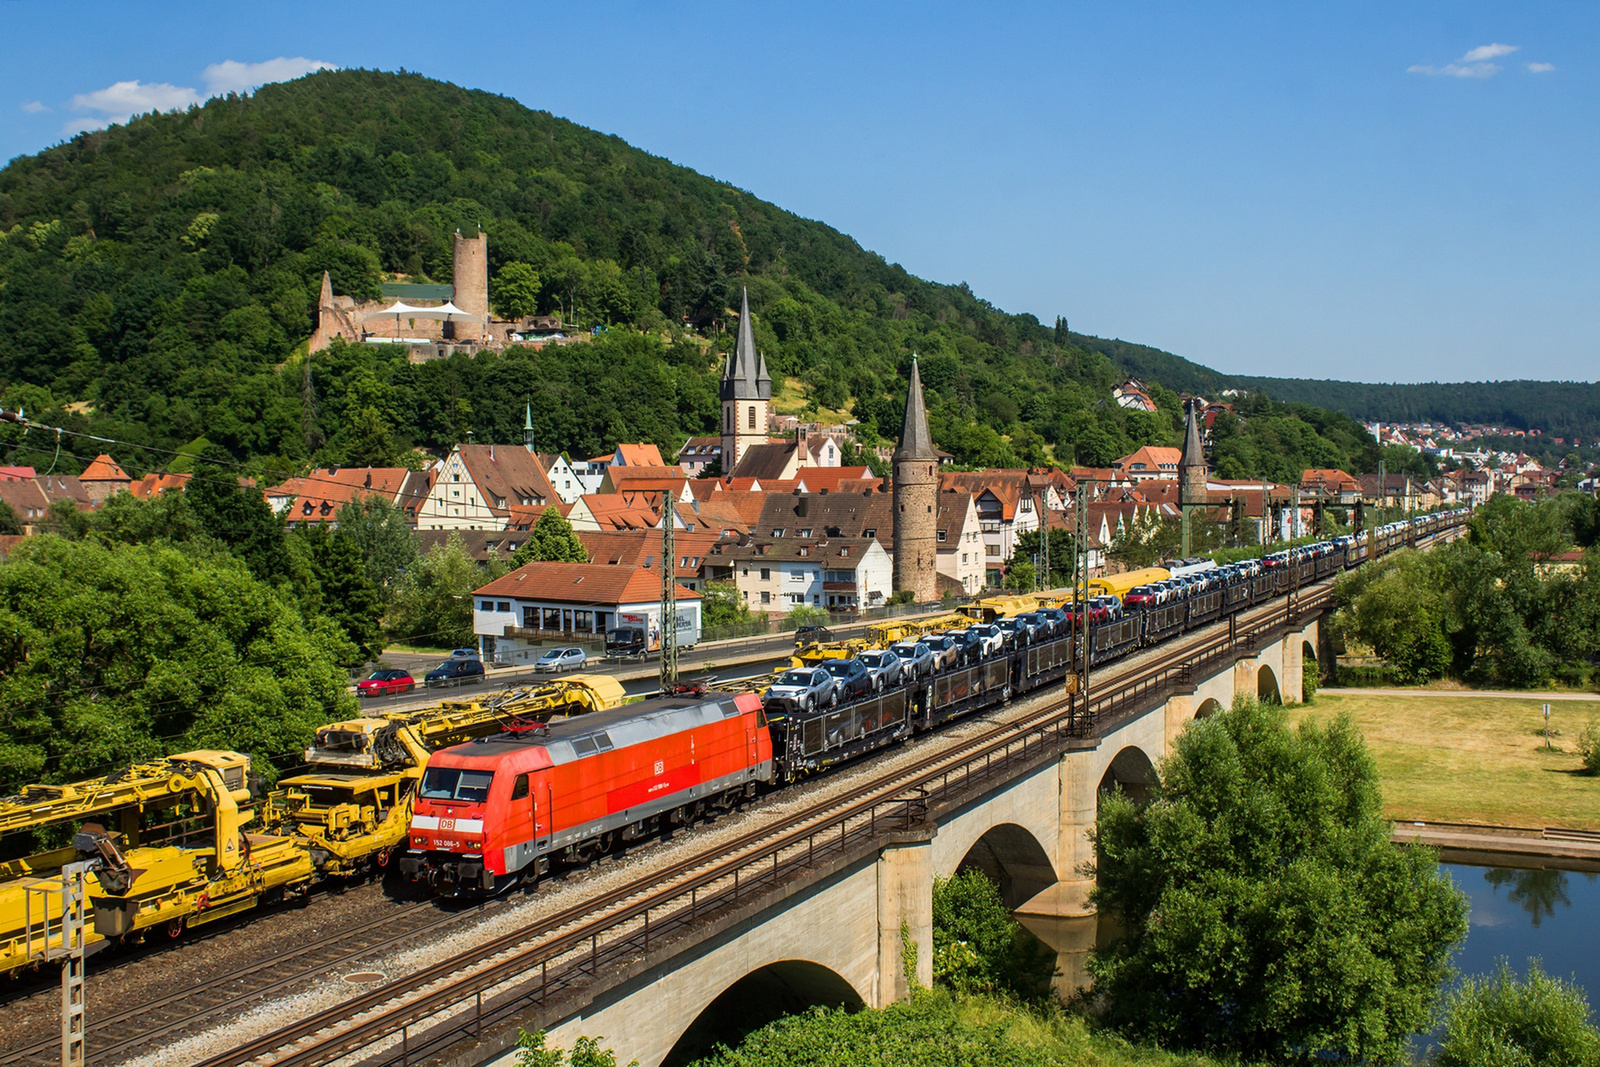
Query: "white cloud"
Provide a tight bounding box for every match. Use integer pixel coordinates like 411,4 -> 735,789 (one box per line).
62,58 -> 337,138
1527,61 -> 1556,73
66,80 -> 201,133
202,57 -> 336,95
21,100 -> 48,114
1409,43 -> 1521,79
1461,43 -> 1518,62
1408,62 -> 1501,78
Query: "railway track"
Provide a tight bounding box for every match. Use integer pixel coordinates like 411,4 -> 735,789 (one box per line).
179,587 -> 1345,1067
8,524 -> 1461,1067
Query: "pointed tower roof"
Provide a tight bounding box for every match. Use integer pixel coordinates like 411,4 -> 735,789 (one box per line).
1180,399 -> 1209,506
1181,400 -> 1205,469
894,355 -> 936,461
524,402 -> 535,452
318,270 -> 335,309
721,287 -> 769,402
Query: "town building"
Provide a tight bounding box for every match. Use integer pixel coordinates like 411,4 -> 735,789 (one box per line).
78,454 -> 132,502
264,467 -> 430,525
1115,445 -> 1182,484
471,561 -> 701,666
415,443 -> 560,531
710,535 -> 892,612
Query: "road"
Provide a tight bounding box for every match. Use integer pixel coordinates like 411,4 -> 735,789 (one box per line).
348,607 -> 970,712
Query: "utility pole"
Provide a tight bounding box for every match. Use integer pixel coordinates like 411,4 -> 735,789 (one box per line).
1040,488 -> 1050,592
60,861 -> 88,1067
660,490 -> 678,690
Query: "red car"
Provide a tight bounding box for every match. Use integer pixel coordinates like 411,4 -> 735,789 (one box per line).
357,668 -> 416,697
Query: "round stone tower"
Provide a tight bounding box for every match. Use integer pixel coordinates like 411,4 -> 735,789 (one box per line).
893,355 -> 939,602
452,230 -> 489,337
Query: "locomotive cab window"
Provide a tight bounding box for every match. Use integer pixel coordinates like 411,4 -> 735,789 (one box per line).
420,768 -> 495,803
511,773 -> 529,800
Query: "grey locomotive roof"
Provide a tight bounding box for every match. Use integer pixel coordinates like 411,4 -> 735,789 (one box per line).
465,694 -> 742,766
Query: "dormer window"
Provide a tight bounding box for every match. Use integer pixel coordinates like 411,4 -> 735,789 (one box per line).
799,546 -> 809,556
772,528 -> 785,537
798,528 -> 813,537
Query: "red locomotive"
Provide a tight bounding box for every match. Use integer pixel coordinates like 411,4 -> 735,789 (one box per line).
401,691 -> 771,894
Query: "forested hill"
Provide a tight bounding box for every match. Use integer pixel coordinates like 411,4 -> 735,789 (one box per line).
0,69 -> 1417,482
1069,333 -> 1600,440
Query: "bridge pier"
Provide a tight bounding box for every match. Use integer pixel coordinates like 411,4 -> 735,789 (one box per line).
876,840 -> 933,1004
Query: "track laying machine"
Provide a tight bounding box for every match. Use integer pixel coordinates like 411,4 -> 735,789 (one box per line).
0,750 -> 311,976
0,676 -> 623,977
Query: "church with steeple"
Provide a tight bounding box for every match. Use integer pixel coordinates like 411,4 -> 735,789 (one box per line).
720,289 -> 772,469
893,355 -> 939,601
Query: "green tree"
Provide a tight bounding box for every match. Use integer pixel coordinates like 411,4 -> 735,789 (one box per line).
1001,559 -> 1036,593
186,450 -> 294,586
1332,549 -> 1454,684
513,1030 -> 635,1067
1088,696 -> 1468,1063
1435,959 -> 1600,1067
334,495 -> 418,606
0,536 -> 354,790
296,525 -> 384,664
511,507 -> 589,568
1013,527 -> 1076,587
0,499 -> 20,536
387,533 -> 494,648
493,262 -> 543,320
932,869 -> 1055,1000
700,580 -> 752,628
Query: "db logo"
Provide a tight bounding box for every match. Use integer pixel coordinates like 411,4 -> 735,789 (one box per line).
440,818 -> 456,831
653,760 -> 665,776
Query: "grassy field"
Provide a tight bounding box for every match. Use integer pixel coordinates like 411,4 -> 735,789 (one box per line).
1291,691 -> 1600,829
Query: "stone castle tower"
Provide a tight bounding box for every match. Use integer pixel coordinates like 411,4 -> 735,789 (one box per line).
452,230 -> 489,339
1179,398 -> 1208,509
720,288 -> 771,470
893,355 -> 939,602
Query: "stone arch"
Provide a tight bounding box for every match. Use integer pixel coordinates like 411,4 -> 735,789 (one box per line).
1195,697 -> 1224,719
1098,745 -> 1159,803
954,822 -> 1058,910
1256,664 -> 1281,705
661,959 -> 865,1067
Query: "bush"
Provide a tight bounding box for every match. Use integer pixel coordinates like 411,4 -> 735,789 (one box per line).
1434,959 -> 1600,1067
1302,658 -> 1320,703
1579,721 -> 1600,775
932,870 -> 1055,1001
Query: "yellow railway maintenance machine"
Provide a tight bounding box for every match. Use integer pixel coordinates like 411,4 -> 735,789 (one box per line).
269,675 -> 624,876
0,750 -> 312,978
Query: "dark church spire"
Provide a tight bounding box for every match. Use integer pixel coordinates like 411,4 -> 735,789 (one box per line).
894,355 -> 935,461
722,287 -> 768,401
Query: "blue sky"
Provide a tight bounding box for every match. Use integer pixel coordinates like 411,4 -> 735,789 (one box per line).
2,1 -> 1594,384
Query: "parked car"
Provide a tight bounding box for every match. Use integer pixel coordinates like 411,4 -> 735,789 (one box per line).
425,658 -> 486,688
855,649 -> 904,691
921,634 -> 963,671
942,629 -> 984,666
888,641 -> 935,682
821,657 -> 874,702
449,648 -> 480,660
1035,608 -> 1069,636
793,625 -> 836,647
357,668 -> 416,697
764,667 -> 838,714
995,617 -> 1030,646
534,646 -> 588,673
963,624 -> 1005,658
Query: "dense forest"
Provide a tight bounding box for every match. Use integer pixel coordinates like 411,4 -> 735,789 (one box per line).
1,68 -> 1411,483
1072,334 -> 1600,440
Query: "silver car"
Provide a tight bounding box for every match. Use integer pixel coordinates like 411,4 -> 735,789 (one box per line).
763,667 -> 838,714
920,634 -> 963,671
854,649 -> 904,692
534,646 -> 587,673
888,641 -> 935,682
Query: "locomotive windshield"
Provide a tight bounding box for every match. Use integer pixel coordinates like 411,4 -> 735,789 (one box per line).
420,768 -> 495,802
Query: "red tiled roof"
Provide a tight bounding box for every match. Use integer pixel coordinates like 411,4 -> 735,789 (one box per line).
614,443 -> 666,467
475,562 -> 701,604
79,454 -> 131,483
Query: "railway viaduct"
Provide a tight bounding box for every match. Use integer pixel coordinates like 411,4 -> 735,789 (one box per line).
451,612 -> 1325,1067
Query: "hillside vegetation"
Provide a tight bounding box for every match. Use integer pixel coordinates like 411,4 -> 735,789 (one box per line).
3,69 -> 1384,480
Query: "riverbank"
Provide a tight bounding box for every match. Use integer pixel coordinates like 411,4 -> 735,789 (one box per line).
1291,690 -> 1600,830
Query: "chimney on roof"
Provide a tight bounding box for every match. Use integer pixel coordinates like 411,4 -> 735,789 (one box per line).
797,495 -> 809,517
364,471 -> 372,488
